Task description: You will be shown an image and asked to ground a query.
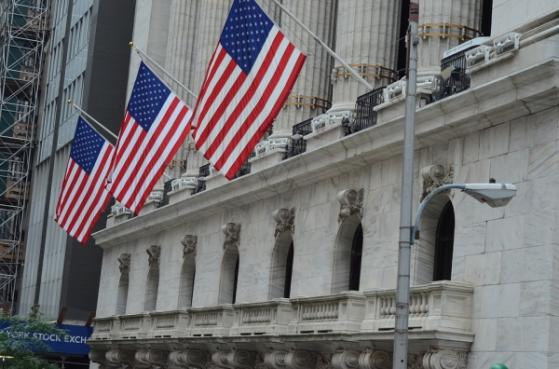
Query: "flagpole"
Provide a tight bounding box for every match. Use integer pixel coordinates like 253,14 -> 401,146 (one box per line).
68,100 -> 176,182
264,0 -> 374,91
67,100 -> 118,141
129,42 -> 199,100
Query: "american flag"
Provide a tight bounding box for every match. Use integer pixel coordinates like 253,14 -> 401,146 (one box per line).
55,116 -> 115,244
107,62 -> 192,214
191,0 -> 306,179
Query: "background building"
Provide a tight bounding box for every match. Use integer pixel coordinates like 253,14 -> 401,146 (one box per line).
16,0 -> 135,322
83,1 -> 558,369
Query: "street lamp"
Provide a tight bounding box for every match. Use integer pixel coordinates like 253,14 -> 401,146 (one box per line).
393,182 -> 516,369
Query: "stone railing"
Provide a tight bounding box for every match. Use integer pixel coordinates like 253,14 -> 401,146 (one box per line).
361,281 -> 473,333
230,298 -> 293,336
189,305 -> 234,337
92,282 -> 473,341
292,291 -> 366,334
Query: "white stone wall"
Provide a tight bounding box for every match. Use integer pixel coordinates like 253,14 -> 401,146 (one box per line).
491,0 -> 559,36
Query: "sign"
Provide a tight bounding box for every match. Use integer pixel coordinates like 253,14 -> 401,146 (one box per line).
1,322 -> 93,356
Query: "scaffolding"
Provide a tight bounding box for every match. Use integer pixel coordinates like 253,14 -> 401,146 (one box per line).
0,0 -> 47,314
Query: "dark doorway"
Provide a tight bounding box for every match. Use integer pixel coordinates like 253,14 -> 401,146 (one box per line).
232,256 -> 239,304
481,0 -> 493,36
433,201 -> 455,281
349,224 -> 363,291
283,242 -> 294,298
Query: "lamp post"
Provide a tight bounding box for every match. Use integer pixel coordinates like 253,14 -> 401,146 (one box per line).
392,182 -> 516,369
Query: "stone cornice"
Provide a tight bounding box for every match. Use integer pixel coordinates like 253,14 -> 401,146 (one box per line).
94,58 -> 559,248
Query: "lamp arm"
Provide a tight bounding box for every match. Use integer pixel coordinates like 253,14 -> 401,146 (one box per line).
413,183 -> 466,239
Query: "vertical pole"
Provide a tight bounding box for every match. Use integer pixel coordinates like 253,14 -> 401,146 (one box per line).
393,3 -> 419,369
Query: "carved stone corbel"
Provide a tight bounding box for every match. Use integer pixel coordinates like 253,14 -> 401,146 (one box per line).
146,245 -> 161,270
421,164 -> 453,199
222,223 -> 241,251
89,350 -> 107,368
181,235 -> 197,257
358,350 -> 391,369
422,350 -> 467,369
169,349 -> 209,369
118,253 -> 131,274
211,349 -> 256,369
134,349 -> 168,368
264,350 -> 319,369
273,207 -> 295,237
105,349 -> 134,368
331,350 -> 359,369
337,188 -> 364,222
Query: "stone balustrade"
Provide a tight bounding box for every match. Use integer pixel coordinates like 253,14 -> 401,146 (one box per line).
362,281 -> 473,333
91,282 -> 473,342
230,298 -> 293,336
292,291 -> 366,334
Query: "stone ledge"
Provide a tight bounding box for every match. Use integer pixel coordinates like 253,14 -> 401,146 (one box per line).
94,59 -> 559,247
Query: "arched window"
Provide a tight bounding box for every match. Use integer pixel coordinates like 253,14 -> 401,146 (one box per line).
332,215 -> 363,293
178,258 -> 196,309
219,247 -> 240,304
116,253 -> 130,315
269,231 -> 294,299
413,197 -> 455,284
144,267 -> 159,311
349,224 -> 363,291
433,201 -> 455,281
115,274 -> 128,315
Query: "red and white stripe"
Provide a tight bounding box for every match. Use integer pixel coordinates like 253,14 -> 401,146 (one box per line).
107,94 -> 192,214
192,26 -> 306,179
55,143 -> 114,244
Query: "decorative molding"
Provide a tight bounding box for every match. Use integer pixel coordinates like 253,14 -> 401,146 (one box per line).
264,350 -> 319,369
134,349 -> 168,368
358,350 -> 391,369
118,253 -> 131,274
169,349 -> 209,369
105,349 -> 134,367
181,234 -> 197,257
422,350 -> 467,369
337,188 -> 364,222
146,245 -> 161,270
331,351 -> 359,369
421,164 -> 453,199
272,207 -> 295,237
89,350 -> 107,366
211,350 -> 256,369
222,223 -> 241,251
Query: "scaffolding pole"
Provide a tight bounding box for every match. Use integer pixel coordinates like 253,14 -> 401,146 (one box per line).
0,0 -> 48,314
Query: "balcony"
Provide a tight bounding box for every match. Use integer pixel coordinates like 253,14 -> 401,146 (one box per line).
230,299 -> 293,336
91,281 -> 472,342
284,118 -> 312,159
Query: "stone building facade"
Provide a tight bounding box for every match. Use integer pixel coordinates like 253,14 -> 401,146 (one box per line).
89,1 -> 559,369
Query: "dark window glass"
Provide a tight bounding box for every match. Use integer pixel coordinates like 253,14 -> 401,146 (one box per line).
433,201 -> 455,281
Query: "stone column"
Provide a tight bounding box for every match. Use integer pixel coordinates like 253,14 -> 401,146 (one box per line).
331,0 -> 402,112
304,0 -> 401,148
417,0 -> 481,74
251,0 -> 337,166
173,0 -> 232,191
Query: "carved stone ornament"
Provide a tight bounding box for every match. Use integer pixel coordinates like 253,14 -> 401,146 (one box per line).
181,234 -> 198,257
337,188 -> 365,222
105,349 -> 134,367
422,350 -> 467,369
134,349 -> 168,368
222,223 -> 241,250
358,350 -> 391,369
331,351 -> 359,369
273,207 -> 295,237
169,349 -> 209,369
407,354 -> 423,369
211,350 -> 256,369
118,253 -> 131,274
146,245 -> 161,268
89,350 -> 107,366
264,350 -> 319,369
421,164 -> 453,199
